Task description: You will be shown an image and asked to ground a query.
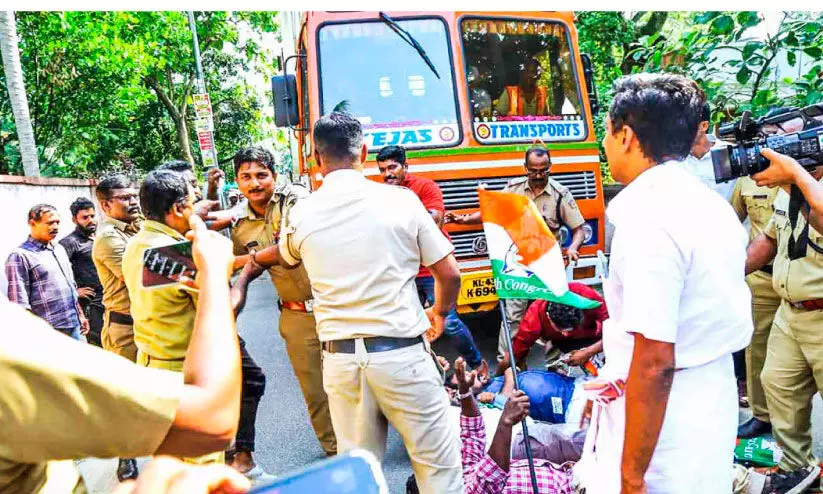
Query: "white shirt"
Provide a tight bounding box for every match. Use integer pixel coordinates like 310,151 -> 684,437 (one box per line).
681,135 -> 737,201
280,169 -> 454,341
602,160 -> 753,377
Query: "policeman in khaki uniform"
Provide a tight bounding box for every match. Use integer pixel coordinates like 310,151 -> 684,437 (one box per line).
93,175 -> 143,363
746,164 -> 823,486
730,177 -> 781,438
91,174 -> 143,481
448,145 -> 586,359
229,147 -> 336,456
122,170 -> 222,465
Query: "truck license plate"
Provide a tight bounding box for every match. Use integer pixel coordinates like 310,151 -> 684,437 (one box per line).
458,272 -> 497,305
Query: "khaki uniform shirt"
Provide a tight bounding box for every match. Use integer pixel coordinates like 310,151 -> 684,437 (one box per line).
280,170 -> 454,341
231,184 -> 312,303
730,177 -> 781,303
92,217 -> 141,314
122,220 -> 198,367
502,177 -> 585,234
764,184 -> 823,331
0,301 -> 181,493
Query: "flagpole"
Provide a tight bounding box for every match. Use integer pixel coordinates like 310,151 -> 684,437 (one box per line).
499,299 -> 539,494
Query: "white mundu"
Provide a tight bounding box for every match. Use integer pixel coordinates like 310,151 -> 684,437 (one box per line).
587,160 -> 753,494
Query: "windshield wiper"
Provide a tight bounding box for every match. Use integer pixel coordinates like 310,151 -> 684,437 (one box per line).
378,12 -> 441,80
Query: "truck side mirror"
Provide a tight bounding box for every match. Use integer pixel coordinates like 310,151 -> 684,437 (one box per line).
272,74 -> 299,128
581,53 -> 599,115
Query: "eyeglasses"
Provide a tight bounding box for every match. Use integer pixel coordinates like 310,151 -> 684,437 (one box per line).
526,167 -> 551,176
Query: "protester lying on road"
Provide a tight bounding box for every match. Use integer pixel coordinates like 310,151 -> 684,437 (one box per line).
444,356 -> 585,425
454,357 -> 575,494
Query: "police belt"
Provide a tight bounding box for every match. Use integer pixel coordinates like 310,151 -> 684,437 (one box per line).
278,299 -> 313,313
790,299 -> 823,311
108,311 -> 133,325
322,336 -> 423,354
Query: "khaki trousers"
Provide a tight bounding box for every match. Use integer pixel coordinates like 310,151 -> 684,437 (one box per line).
101,311 -> 138,362
497,298 -> 530,358
761,302 -> 823,471
138,351 -> 223,464
280,308 -> 337,455
322,341 -> 463,494
745,271 -> 781,422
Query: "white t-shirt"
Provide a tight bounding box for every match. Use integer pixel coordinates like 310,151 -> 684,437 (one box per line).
681,135 -> 737,201
601,160 -> 753,378
280,169 -> 454,341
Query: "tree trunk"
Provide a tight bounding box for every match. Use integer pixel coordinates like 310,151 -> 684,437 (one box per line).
0,11 -> 39,176
174,115 -> 195,165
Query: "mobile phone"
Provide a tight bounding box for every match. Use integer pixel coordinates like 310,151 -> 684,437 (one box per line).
142,241 -> 197,289
249,450 -> 388,494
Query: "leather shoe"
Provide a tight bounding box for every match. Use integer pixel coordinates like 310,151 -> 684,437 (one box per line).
738,417 -> 772,439
117,458 -> 138,482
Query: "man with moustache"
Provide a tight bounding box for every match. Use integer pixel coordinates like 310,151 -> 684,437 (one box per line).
6,204 -> 89,341
585,74 -> 753,493
92,174 -> 143,481
228,146 -> 337,462
60,197 -> 104,347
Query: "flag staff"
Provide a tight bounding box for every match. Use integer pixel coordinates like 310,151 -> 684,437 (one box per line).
499,299 -> 540,494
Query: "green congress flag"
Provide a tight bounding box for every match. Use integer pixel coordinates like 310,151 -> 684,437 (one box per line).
478,188 -> 601,310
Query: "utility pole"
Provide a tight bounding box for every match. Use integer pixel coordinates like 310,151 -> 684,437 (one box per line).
187,11 -> 218,171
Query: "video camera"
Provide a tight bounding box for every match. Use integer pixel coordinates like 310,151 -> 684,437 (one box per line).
712,103 -> 823,183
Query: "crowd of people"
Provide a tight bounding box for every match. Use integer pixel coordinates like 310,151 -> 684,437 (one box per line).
2,71 -> 823,494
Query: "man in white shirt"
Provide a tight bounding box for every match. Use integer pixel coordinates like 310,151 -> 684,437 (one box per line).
585,74 -> 753,494
256,112 -> 464,493
681,102 -> 737,201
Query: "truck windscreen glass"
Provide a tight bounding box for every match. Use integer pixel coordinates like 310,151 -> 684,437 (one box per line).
318,18 -> 460,150
461,18 -> 587,144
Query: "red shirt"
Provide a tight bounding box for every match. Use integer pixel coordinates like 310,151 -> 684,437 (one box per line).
400,173 -> 450,277
512,283 -> 609,362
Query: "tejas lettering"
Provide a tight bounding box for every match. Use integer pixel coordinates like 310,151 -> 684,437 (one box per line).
486,122 -> 582,140
367,129 -> 433,147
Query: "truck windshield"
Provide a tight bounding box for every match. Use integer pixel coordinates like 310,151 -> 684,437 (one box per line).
318,18 -> 460,150
461,18 -> 587,144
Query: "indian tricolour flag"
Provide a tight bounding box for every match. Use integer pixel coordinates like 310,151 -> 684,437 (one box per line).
479,188 -> 601,310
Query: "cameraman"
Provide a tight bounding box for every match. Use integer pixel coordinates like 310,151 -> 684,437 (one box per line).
752,148 -> 823,232
743,149 -> 823,491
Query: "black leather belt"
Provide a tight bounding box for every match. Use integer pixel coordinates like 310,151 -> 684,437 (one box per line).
108,311 -> 133,325
759,265 -> 773,275
323,336 -> 423,354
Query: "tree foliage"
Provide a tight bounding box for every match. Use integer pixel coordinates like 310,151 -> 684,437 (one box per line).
576,11 -> 823,181
0,11 -> 279,178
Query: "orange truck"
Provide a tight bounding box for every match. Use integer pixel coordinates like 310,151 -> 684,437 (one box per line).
272,11 -> 607,314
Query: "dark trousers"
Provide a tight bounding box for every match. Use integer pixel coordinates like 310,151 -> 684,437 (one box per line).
236,337 -> 266,452
733,349 -> 746,382
83,302 -> 104,348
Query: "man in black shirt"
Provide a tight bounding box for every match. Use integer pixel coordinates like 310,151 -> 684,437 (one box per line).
59,197 -> 104,347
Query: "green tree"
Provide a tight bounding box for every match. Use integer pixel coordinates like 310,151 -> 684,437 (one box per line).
0,11 -> 279,177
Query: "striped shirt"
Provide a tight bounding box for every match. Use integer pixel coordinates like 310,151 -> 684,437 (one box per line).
5,237 -> 80,329
461,414 -> 574,494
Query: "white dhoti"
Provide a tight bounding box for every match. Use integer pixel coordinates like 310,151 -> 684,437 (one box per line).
586,355 -> 737,494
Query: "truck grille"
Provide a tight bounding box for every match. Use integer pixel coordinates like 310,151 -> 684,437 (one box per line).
450,230 -> 488,260
437,171 -> 597,211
